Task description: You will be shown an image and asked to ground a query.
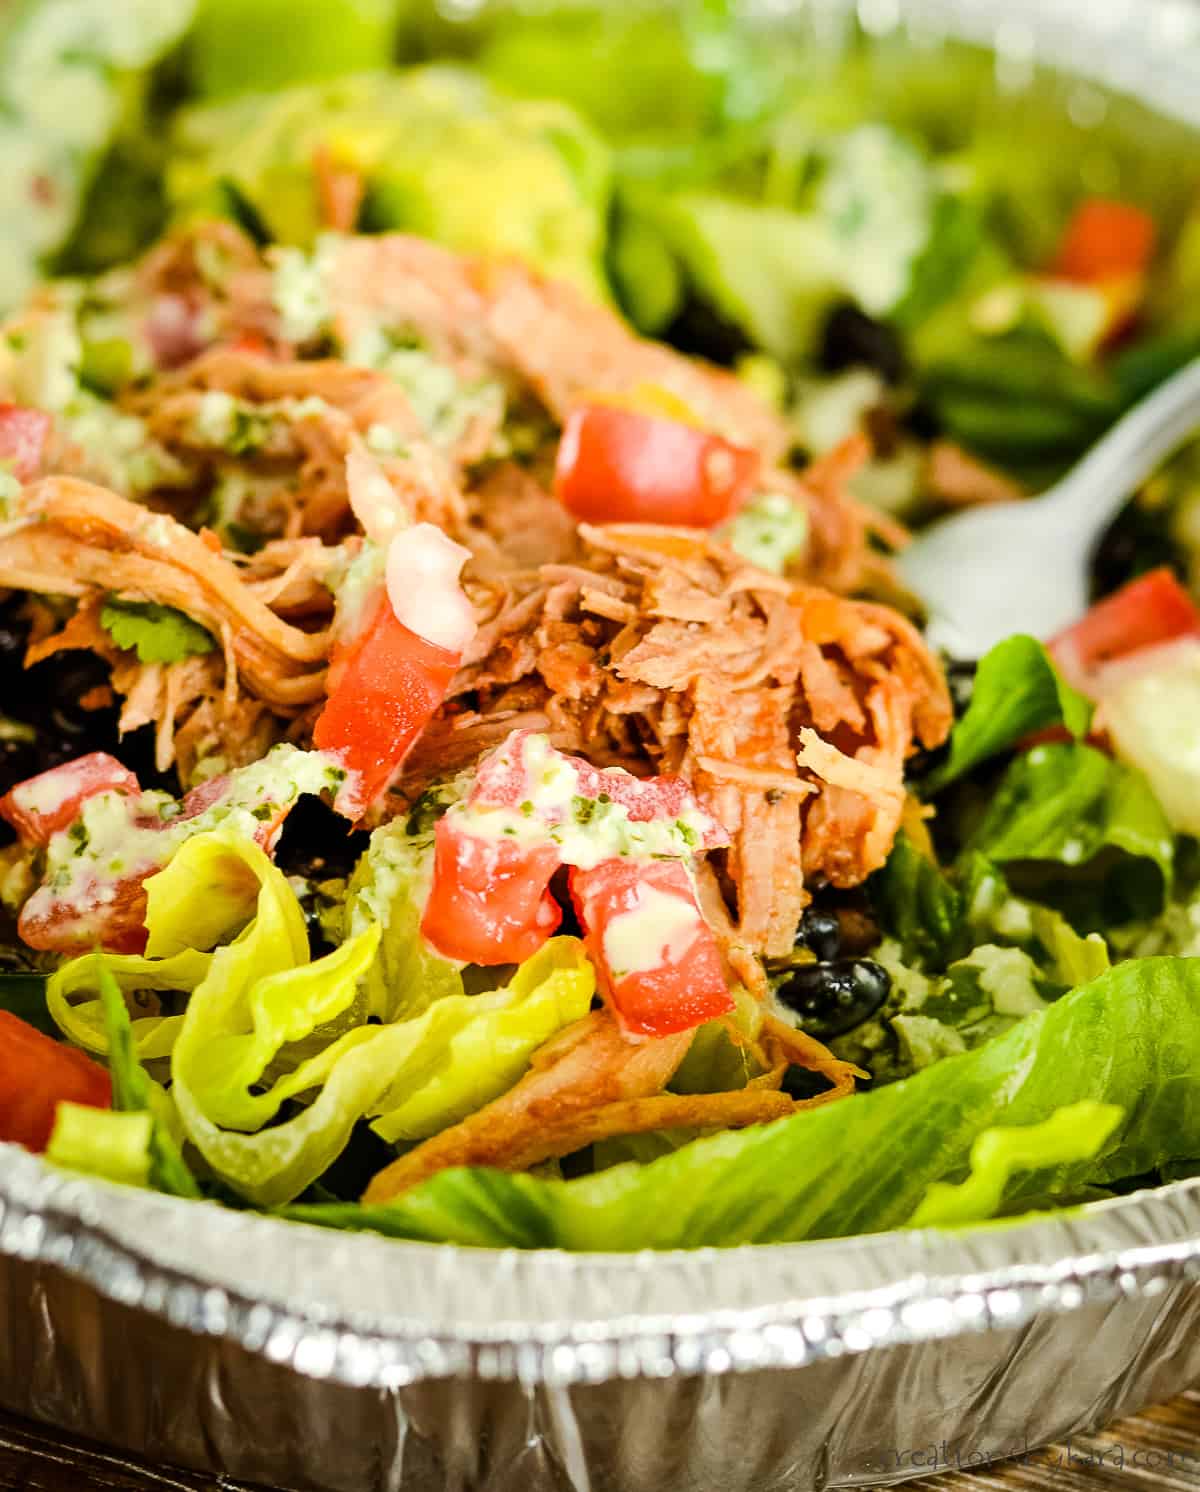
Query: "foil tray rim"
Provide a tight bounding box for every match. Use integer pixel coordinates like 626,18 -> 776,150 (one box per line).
3,1148 -> 1200,1388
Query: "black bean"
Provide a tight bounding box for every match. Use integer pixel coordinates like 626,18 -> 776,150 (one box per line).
818,302 -> 907,386
775,958 -> 891,1038
794,907 -> 841,962
1088,501 -> 1184,604
274,794 -> 370,881
944,658 -> 977,718
780,1065 -> 834,1101
663,294 -> 755,368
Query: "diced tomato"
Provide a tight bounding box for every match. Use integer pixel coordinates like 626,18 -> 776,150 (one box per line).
555,404 -> 761,528
0,1011 -> 111,1152
0,753 -> 140,846
0,403 -> 51,483
1053,199 -> 1156,284
230,331 -> 270,357
569,858 -> 733,1037
313,591 -> 460,809
1050,568 -> 1200,694
18,875 -> 151,956
421,819 -> 562,966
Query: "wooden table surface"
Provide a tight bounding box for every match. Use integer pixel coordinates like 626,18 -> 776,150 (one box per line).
3,1392 -> 1200,1491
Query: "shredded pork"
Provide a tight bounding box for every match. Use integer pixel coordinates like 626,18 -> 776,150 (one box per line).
0,218 -> 954,1172
409,523 -> 951,955
363,1006 -> 863,1200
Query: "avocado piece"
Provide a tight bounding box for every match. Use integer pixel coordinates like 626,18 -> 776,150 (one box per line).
362,92 -> 611,297
188,0 -> 399,98
167,67 -> 612,295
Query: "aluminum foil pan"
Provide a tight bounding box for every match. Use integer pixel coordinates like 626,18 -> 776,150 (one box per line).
6,1 -> 1200,1486
5,1147 -> 1200,1490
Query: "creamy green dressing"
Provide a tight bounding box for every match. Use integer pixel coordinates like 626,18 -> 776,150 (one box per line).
328,539 -> 387,642
449,735 -> 713,871
6,299 -> 183,494
722,491 -> 808,574
190,389 -> 333,454
956,944 -> 1047,1018
816,125 -> 934,315
343,327 -> 506,454
42,745 -> 346,910
271,238 -> 340,344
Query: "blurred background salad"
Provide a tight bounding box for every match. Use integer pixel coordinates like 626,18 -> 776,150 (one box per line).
7,0 -> 1200,600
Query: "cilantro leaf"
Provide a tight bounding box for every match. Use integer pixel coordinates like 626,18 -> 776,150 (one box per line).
100,598 -> 215,665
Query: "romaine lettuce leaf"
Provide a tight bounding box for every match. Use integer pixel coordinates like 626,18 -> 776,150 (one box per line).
908,1101 -> 1122,1229
285,955 -> 1200,1249
924,635 -> 1091,794
369,939 -> 596,1143
341,817 -> 463,1022
47,828 -> 277,1058
80,954 -> 199,1198
870,832 -> 964,966
58,828 -> 593,1206
173,931 -> 592,1206
46,1104 -> 155,1190
968,742 -> 1174,927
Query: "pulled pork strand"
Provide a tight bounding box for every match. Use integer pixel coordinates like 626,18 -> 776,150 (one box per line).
362,1007 -> 861,1201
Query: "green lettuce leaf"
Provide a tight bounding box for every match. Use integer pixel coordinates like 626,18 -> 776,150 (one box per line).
369,939 -> 596,1143
908,1101 -> 1123,1229
47,831 -> 269,1059
91,954 -> 199,1198
341,817 -> 463,1022
172,929 -> 592,1206
285,955 -> 1200,1249
46,1104 -> 155,1190
100,598 -> 215,665
925,635 -> 1091,794
668,986 -> 764,1096
1029,905 -> 1110,988
968,742 -> 1174,927
870,832 -> 964,966
66,828 -> 593,1206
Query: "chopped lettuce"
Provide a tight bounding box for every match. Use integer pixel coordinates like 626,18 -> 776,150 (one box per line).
49,828 -> 595,1207
368,939 -> 595,1144
46,1104 -> 155,1189
285,955 -> 1200,1249
924,635 -> 1091,794
59,953 -> 201,1198
908,1102 -> 1123,1229
870,832 -> 964,967
46,825 -> 272,1060
968,743 -> 1174,928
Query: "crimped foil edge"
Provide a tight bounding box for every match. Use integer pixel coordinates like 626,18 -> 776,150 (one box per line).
4,1148 -> 1200,1388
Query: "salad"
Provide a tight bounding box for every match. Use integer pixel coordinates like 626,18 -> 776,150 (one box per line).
2,0 -> 1200,1252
